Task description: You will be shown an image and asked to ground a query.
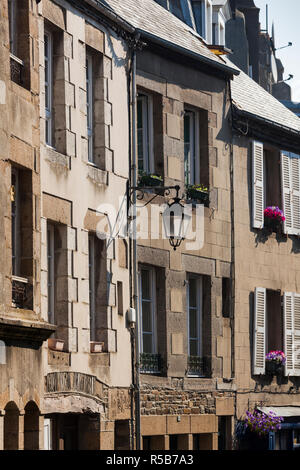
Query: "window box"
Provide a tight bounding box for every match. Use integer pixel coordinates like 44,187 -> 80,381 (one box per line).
138,172 -> 163,188
186,185 -> 209,206
264,207 -> 285,234
139,353 -> 161,374
265,360 -> 284,376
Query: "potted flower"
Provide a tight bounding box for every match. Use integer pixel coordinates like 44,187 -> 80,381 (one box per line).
138,171 -> 163,188
186,184 -> 209,205
244,409 -> 284,437
265,350 -> 286,376
264,206 -> 285,232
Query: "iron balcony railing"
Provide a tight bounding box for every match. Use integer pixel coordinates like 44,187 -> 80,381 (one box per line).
10,53 -> 24,86
139,353 -> 161,374
187,355 -> 208,377
12,276 -> 33,310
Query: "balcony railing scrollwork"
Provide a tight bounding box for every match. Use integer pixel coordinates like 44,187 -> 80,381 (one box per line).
139,353 -> 162,375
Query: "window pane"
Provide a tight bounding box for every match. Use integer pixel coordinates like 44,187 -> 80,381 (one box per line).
189,278 -> 197,308
143,333 -> 153,353
189,309 -> 197,338
192,1 -> 205,37
142,301 -> 152,333
189,339 -> 198,356
169,0 -> 184,20
141,269 -> 151,299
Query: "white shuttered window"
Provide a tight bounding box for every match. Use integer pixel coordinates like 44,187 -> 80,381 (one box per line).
252,141 -> 264,229
281,152 -> 300,235
253,287 -> 266,375
284,292 -> 300,377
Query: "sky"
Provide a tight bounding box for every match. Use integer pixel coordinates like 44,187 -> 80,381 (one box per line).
254,0 -> 300,102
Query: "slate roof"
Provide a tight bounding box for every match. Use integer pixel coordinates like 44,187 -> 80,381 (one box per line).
95,0 -> 238,75
228,59 -> 300,134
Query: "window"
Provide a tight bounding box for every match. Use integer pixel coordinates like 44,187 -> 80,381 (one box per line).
187,276 -> 202,358
251,140 -> 300,235
86,53 -> 94,163
169,0 -> 184,20
11,166 -> 33,309
47,223 -> 55,324
8,0 -> 17,55
88,233 -> 106,342
8,0 -> 30,87
253,288 -> 300,376
137,93 -> 154,174
222,278 -> 231,318
11,168 -> 20,277
139,266 -> 156,354
89,234 -> 96,341
184,109 -> 200,185
192,1 -> 206,38
44,31 -> 53,147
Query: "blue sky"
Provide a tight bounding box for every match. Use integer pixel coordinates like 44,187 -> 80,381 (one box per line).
254,0 -> 300,102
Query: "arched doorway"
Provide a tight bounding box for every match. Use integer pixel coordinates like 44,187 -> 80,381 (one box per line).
24,401 -> 40,450
4,402 -> 19,450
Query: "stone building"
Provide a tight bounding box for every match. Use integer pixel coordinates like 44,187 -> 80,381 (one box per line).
230,60 -> 300,450
1,0 -> 300,451
0,0 -> 133,450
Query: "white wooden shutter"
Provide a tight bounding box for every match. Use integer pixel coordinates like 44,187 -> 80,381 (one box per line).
281,152 -> 293,234
291,156 -> 300,235
284,292 -> 294,376
293,294 -> 300,376
253,287 -> 266,375
252,141 -> 264,229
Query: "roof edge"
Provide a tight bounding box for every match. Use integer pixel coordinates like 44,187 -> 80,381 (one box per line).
137,29 -> 240,77
233,105 -> 300,136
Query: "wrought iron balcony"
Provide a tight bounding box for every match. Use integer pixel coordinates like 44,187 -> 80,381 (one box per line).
10,53 -> 24,86
12,276 -> 33,310
187,355 -> 207,377
139,353 -> 161,374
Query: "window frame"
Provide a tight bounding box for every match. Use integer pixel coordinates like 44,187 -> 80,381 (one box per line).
137,92 -> 154,174
187,275 -> 203,359
184,108 -> 200,185
44,30 -> 53,147
86,53 -> 94,163
47,222 -> 55,325
139,266 -> 157,354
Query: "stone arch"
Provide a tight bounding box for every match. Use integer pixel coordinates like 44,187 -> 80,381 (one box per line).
24,401 -> 40,450
4,402 -> 20,450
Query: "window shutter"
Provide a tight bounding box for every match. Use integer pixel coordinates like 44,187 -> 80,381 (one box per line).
252,141 -> 264,229
293,294 -> 300,376
253,287 -> 266,375
281,152 -> 293,234
291,156 -> 300,235
284,292 -> 294,376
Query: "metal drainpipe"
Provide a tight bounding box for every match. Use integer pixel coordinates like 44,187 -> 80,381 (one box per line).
131,46 -> 141,451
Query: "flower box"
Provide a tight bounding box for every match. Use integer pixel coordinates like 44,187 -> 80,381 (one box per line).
138,172 -> 163,188
264,206 -> 285,233
186,185 -> 209,206
48,338 -> 64,352
244,409 -> 284,437
265,350 -> 286,375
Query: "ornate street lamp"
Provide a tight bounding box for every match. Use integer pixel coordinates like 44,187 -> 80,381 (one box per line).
127,183 -> 190,250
